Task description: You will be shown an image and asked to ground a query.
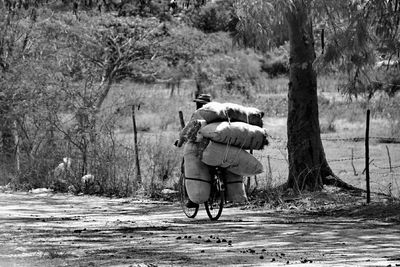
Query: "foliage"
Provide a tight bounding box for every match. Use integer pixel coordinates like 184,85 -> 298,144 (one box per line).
0,5 -> 208,196
233,0 -> 400,98
0,7 -> 66,185
314,0 -> 400,97
260,59 -> 288,77
201,48 -> 266,99
117,0 -> 164,17
372,95 -> 400,138
232,0 -> 289,52
140,134 -> 181,196
260,44 -> 289,77
188,0 -> 236,33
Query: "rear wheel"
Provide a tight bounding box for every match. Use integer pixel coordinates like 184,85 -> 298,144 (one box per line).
204,178 -> 224,220
179,173 -> 199,218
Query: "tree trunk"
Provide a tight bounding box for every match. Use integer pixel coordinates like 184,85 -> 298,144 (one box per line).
285,2 -> 333,192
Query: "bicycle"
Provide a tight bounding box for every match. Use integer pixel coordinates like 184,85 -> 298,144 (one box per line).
179,162 -> 226,221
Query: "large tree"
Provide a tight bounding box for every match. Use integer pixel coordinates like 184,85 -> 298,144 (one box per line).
235,0 -> 400,192
284,1 -> 331,191
234,0 -> 363,192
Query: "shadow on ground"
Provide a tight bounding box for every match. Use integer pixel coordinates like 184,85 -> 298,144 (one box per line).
1,191 -> 400,267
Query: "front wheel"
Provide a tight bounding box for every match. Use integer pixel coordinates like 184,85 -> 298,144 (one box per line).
179,173 -> 199,218
204,179 -> 224,220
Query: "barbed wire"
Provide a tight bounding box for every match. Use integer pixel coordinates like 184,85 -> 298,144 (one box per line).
328,156 -> 365,163
269,135 -> 400,143
322,136 -> 400,143
372,162 -> 400,170
263,153 -> 367,164
269,135 -> 286,142
267,156 -> 288,162
369,170 -> 400,176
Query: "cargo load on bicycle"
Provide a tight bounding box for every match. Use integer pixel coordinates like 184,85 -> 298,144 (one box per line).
201,141 -> 263,176
179,102 -> 269,207
223,170 -> 247,203
199,121 -> 269,150
195,102 -> 264,127
183,142 -> 211,204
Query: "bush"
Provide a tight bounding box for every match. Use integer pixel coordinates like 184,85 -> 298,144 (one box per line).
260,43 -> 289,77
188,1 -> 235,33
203,49 -> 264,98
372,95 -> 400,138
140,134 -> 181,197
260,59 -> 289,77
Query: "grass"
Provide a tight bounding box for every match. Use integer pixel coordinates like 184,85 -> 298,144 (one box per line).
101,74 -> 400,199
5,73 -> 399,199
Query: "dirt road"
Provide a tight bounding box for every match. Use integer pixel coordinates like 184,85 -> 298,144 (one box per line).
1,191 -> 400,267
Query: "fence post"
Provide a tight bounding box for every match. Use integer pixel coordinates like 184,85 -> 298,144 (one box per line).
385,145 -> 393,173
178,111 -> 185,129
132,105 -> 141,185
365,109 -> 371,203
351,148 -> 358,176
267,155 -> 272,187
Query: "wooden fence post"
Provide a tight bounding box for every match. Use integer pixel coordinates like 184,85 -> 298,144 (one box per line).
365,109 -> 371,203
178,111 -> 185,129
385,145 -> 392,173
267,155 -> 272,187
132,105 -> 141,185
351,148 -> 358,176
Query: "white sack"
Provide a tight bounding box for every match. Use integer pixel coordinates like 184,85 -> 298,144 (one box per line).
199,121 -> 268,150
201,141 -> 263,176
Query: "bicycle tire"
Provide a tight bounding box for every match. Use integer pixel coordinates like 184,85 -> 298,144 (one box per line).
179,173 -> 199,218
204,177 -> 224,221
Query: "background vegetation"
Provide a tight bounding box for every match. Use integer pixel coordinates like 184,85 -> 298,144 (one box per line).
1,0 -> 399,199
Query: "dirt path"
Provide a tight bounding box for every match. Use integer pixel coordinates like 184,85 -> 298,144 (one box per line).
1,191 -> 400,267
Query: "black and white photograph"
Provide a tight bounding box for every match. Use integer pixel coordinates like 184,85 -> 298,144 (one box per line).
1,0 -> 400,266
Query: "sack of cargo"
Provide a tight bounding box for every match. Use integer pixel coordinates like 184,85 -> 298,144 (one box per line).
223,171 -> 247,203
201,141 -> 263,176
199,121 -> 269,150
196,102 -> 264,127
183,142 -> 211,204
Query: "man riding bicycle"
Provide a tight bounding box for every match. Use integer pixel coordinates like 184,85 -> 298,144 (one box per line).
175,93 -> 212,209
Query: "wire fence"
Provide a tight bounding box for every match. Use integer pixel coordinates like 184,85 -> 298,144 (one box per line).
258,133 -> 400,199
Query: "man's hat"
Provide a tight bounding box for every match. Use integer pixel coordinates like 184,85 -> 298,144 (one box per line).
193,93 -> 211,104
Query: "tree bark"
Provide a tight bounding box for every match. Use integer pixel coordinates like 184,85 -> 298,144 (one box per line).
286,2 -> 334,192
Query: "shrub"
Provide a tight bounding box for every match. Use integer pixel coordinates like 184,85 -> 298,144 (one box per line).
188,1 -> 235,33
260,59 -> 289,77
140,134 -> 181,197
203,49 -> 264,98
261,43 -> 289,77
372,95 -> 400,138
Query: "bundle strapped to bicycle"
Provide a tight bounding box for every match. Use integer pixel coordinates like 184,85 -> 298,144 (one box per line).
176,102 -> 269,221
